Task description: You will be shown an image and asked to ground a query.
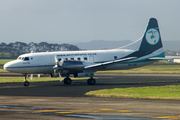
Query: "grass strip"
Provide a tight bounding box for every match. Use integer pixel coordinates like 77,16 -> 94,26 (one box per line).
0,69 -> 9,72
0,59 -> 14,70
0,59 -> 14,65
85,85 -> 180,100
0,77 -> 87,83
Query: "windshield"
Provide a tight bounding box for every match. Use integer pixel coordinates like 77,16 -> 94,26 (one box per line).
17,57 -> 29,61
17,57 -> 22,60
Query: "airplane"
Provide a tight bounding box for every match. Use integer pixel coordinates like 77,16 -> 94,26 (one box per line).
3,18 -> 165,86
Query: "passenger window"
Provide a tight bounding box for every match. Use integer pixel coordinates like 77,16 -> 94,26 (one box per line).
84,57 -> 87,61
65,58 -> 68,60
71,58 -> 74,61
77,58 -> 81,61
58,58 -> 61,62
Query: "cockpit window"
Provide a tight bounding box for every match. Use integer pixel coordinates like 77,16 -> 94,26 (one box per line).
17,57 -> 22,60
24,57 -> 29,61
17,57 -> 29,61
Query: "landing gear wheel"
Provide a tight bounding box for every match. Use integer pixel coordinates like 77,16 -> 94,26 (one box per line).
23,74 -> 29,87
87,78 -> 96,85
64,78 -> 72,85
24,81 -> 30,86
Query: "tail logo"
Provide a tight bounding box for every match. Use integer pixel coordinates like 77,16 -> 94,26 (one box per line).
145,28 -> 160,45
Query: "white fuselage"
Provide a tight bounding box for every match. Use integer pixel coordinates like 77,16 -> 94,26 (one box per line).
3,48 -> 157,74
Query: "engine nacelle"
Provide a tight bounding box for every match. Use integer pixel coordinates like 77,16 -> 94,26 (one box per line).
63,60 -> 84,73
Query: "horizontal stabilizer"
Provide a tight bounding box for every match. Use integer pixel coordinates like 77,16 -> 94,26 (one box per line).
149,57 -> 166,60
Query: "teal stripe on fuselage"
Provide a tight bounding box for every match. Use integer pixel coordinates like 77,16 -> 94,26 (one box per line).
120,58 -> 156,64
6,65 -> 54,69
120,52 -> 164,64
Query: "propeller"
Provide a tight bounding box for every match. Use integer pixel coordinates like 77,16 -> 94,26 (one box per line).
30,74 -> 33,80
53,55 -> 64,82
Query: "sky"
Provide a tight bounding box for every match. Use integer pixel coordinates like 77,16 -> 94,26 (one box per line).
0,0 -> 180,44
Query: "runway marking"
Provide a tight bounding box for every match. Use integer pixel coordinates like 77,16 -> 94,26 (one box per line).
0,104 -> 133,114
153,115 -> 180,119
56,112 -> 73,114
69,109 -> 96,113
37,108 -> 133,114
116,110 -> 132,112
0,105 -> 176,119
100,108 -> 114,111
38,110 -> 58,112
93,111 -> 100,112
99,109 -> 132,112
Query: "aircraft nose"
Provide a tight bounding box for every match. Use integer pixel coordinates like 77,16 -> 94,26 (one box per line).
3,60 -> 17,72
3,62 -> 11,71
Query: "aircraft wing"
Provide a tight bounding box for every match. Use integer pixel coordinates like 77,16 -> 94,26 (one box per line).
84,57 -> 137,70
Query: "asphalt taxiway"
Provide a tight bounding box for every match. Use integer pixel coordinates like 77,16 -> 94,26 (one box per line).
0,73 -> 180,119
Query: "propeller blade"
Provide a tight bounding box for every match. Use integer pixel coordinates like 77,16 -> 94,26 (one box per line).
54,55 -> 58,63
59,58 -> 64,66
53,55 -> 63,82
58,72 -> 62,82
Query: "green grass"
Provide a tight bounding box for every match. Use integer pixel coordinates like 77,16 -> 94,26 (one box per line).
0,59 -> 14,69
85,85 -> 180,100
0,69 -> 9,72
0,77 -> 87,83
0,59 -> 14,64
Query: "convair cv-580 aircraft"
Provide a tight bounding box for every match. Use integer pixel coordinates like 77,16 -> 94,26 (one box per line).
4,18 -> 165,86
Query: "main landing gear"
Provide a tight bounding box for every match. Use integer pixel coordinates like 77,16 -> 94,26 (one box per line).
63,77 -> 72,85
23,74 -> 30,86
63,77 -> 96,85
22,74 -> 96,86
87,77 -> 96,85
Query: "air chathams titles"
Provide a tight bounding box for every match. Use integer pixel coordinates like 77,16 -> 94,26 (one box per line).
57,53 -> 97,57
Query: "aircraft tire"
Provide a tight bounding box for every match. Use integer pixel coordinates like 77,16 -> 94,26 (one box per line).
24,81 -> 30,86
64,78 -> 72,84
87,78 -> 96,85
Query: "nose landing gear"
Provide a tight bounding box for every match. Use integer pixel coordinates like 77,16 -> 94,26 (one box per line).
23,74 -> 30,86
24,81 -> 30,86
